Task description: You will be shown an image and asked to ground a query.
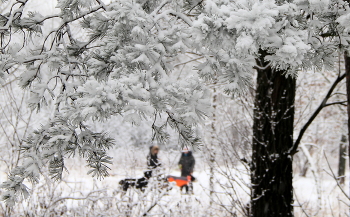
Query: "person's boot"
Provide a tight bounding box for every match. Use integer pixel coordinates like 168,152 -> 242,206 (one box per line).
185,185 -> 189,194
186,183 -> 193,194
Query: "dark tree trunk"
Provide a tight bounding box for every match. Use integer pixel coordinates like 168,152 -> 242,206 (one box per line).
338,134 -> 347,185
344,52 -> 350,195
251,61 -> 296,216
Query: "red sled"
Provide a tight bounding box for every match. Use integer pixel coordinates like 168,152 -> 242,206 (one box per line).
166,175 -> 193,187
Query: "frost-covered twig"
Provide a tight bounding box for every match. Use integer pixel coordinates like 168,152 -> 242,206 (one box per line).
290,73 -> 346,155
253,62 -> 271,70
173,56 -> 204,67
0,0 -> 28,31
323,152 -> 350,200
300,143 -> 322,214
155,9 -> 193,26
294,191 -> 311,217
150,0 -> 171,16
95,0 -> 108,11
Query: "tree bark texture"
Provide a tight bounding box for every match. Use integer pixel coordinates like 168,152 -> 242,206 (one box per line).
210,85 -> 217,208
344,52 -> 350,198
251,64 -> 296,216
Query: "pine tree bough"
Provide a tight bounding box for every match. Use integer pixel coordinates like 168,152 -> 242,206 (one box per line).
0,0 -> 210,206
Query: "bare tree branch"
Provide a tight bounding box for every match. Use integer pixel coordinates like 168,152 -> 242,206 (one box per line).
289,73 -> 346,155
324,100 -> 347,107
323,152 -> 350,200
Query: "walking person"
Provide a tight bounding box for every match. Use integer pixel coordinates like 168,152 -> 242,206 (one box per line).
145,145 -> 161,179
178,147 -> 195,193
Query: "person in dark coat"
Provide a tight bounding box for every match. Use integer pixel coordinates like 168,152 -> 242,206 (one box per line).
145,145 -> 161,179
178,147 -> 195,193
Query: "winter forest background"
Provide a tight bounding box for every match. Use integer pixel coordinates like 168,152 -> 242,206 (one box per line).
0,0 -> 349,216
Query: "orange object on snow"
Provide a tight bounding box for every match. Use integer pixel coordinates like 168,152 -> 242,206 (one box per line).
167,175 -> 191,187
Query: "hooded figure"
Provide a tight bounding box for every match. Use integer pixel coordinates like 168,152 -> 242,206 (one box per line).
145,145 -> 161,178
178,147 -> 195,177
178,147 -> 195,193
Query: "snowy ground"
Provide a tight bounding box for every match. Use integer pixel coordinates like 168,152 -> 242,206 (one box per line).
0,147 -> 348,216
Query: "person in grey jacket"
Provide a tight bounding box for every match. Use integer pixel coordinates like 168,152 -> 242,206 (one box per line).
178,147 -> 195,193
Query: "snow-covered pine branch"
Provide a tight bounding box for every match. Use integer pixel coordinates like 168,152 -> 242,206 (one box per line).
0,0 -> 211,205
